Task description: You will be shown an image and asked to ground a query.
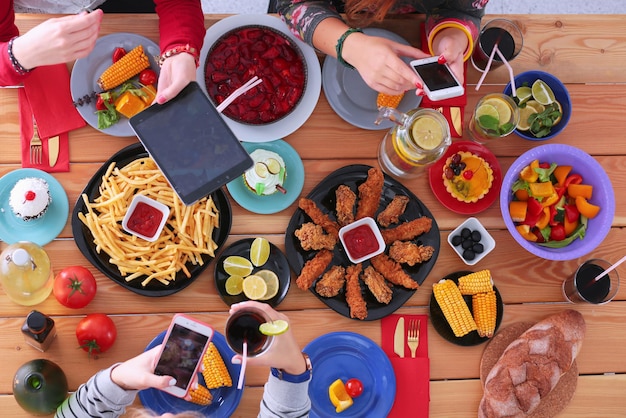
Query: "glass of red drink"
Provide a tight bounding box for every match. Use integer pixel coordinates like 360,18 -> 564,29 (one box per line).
471,19 -> 524,72
225,306 -> 274,357
562,259 -> 620,304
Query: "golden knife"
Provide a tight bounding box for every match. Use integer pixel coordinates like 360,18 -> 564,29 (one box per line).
393,317 -> 405,358
450,106 -> 463,136
48,136 -> 59,167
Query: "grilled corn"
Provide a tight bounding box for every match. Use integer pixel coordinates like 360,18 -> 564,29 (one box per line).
458,270 -> 493,295
202,342 -> 232,389
97,45 -> 150,91
188,383 -> 213,406
376,92 -> 404,109
433,279 -> 477,337
473,290 -> 497,338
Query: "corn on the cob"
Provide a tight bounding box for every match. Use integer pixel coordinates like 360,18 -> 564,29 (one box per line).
188,383 -> 213,405
202,342 -> 232,389
458,270 -> 493,295
473,290 -> 497,338
376,92 -> 404,109
433,279 -> 477,337
97,45 -> 150,91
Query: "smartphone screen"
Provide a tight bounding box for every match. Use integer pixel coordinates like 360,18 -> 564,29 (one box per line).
413,61 -> 459,91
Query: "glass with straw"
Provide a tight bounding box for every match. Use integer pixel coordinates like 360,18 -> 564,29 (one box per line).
471,19 -> 523,73
562,258 -> 621,304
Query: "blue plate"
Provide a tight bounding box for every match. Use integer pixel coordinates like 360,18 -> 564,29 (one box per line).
139,330 -> 242,417
0,168 -> 69,246
226,140 -> 304,214
304,332 -> 395,418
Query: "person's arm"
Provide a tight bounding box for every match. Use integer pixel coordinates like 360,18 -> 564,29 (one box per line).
0,0 -> 22,86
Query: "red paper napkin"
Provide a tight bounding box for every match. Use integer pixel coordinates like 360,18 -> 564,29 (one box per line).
381,314 -> 430,418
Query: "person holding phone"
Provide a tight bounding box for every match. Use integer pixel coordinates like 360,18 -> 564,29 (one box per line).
0,0 -> 204,104
54,302 -> 311,418
276,0 -> 488,96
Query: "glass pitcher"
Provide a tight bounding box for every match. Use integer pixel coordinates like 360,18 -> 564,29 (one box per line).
375,107 -> 451,178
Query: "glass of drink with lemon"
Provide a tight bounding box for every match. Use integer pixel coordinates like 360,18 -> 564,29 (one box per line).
376,107 -> 451,178
468,93 -> 520,143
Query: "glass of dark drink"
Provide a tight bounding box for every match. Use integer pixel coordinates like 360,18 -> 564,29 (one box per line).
225,307 -> 274,357
471,19 -> 524,72
562,259 -> 620,304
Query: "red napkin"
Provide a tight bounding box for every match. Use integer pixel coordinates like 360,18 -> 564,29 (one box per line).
381,314 -> 430,418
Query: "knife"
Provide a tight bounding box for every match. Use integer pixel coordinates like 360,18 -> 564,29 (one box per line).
48,136 -> 59,167
393,317 -> 405,358
450,106 -> 463,136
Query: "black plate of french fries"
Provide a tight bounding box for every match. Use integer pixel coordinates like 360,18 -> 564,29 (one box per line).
285,164 -> 440,321
72,142 -> 232,296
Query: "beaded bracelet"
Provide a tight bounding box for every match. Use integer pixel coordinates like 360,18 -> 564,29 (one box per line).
7,37 -> 31,76
158,44 -> 199,68
335,28 -> 363,69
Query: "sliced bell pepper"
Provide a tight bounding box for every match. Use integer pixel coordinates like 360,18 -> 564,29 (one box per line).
515,189 -> 530,202
519,160 -> 540,183
553,165 -> 572,186
516,224 -> 538,242
575,196 -> 600,219
562,173 -> 583,189
535,207 -> 551,230
527,197 -> 544,217
529,181 -> 556,198
541,193 -> 560,208
509,200 -> 528,222
567,183 -> 593,199
564,204 -> 580,223
564,216 -> 579,236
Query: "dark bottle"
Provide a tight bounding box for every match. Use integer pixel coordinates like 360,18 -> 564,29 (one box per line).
21,310 -> 56,352
13,359 -> 68,415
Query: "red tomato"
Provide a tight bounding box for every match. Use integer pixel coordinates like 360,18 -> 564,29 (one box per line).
95,94 -> 113,111
345,378 -> 363,398
53,266 -> 97,309
139,69 -> 157,85
112,47 -> 126,63
550,224 -> 566,241
76,314 -> 117,357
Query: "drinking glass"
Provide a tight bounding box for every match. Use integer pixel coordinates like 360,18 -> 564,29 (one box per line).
225,306 -> 273,357
562,258 -> 620,304
468,93 -> 519,144
471,19 -> 524,72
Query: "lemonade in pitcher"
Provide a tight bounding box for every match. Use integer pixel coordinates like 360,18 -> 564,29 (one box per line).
468,93 -> 520,143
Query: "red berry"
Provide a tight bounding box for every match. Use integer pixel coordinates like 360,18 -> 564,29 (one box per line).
463,170 -> 474,180
25,191 -> 36,201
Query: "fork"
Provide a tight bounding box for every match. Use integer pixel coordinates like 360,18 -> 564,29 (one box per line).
29,116 -> 42,165
407,319 -> 420,358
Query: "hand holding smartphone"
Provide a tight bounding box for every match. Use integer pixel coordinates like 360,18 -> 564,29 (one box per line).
410,56 -> 464,101
154,314 -> 214,398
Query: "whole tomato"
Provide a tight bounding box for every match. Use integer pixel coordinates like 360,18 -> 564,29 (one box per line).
76,314 -> 117,357
345,378 -> 363,398
53,266 -> 97,309
139,69 -> 157,86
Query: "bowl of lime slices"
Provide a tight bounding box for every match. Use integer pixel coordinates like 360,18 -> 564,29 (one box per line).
503,70 -> 571,141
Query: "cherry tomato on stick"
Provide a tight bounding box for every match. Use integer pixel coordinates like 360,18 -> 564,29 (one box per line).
53,266 -> 97,309
76,314 -> 117,358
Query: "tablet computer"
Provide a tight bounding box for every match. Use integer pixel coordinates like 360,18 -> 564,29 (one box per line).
130,82 -> 253,205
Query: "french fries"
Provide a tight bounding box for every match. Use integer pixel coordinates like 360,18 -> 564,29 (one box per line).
78,157 -> 220,286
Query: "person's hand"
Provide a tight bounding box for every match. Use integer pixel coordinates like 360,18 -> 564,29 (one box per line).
229,301 -> 307,375
12,10 -> 102,70
155,52 -> 197,104
110,345 -> 178,391
430,27 -> 469,85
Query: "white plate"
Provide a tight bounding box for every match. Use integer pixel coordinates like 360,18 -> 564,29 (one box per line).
196,14 -> 321,142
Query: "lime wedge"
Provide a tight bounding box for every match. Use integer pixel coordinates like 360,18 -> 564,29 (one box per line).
259,319 -> 289,336
483,97 -> 512,123
531,79 -> 556,105
515,86 -> 532,105
250,237 -> 270,267
411,116 -> 444,150
223,256 -> 253,277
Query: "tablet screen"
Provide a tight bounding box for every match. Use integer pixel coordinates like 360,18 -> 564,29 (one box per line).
130,82 -> 252,205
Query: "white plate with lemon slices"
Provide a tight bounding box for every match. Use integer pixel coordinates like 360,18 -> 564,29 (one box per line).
214,237 -> 291,307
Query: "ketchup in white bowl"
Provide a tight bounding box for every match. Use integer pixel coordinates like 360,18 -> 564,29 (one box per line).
339,217 -> 385,264
122,195 -> 170,242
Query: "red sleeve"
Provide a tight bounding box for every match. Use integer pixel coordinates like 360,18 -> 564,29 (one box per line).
0,0 -> 29,86
154,0 -> 205,53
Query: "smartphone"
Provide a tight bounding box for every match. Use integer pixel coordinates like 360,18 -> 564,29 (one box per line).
130,81 -> 253,206
153,314 -> 214,398
410,56 -> 464,101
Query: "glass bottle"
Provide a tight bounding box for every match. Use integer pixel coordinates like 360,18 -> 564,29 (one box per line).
0,241 -> 54,306
21,310 -> 57,352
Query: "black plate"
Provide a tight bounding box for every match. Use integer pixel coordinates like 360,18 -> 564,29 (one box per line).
429,270 -> 504,346
214,238 -> 291,307
72,143 -> 232,297
285,164 -> 440,321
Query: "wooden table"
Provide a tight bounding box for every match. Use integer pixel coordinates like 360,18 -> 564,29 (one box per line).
1,13 -> 626,417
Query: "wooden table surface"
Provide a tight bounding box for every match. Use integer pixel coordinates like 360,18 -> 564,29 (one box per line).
1,13 -> 626,417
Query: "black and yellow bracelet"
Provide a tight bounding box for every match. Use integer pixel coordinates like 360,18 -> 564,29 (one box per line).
335,27 -> 363,69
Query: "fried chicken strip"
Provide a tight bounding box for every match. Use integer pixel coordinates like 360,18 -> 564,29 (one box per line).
381,216 -> 433,245
315,265 -> 346,298
335,185 -> 356,227
362,265 -> 392,304
370,253 -> 419,289
345,263 -> 367,320
295,222 -> 337,251
356,167 -> 384,220
388,241 -> 435,266
377,195 -> 410,227
296,249 -> 333,291
298,198 -> 340,238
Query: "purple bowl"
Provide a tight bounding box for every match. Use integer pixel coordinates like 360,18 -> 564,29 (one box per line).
500,144 -> 615,260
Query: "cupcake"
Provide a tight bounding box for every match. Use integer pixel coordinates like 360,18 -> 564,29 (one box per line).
243,149 -> 286,196
442,151 -> 494,203
9,177 -> 52,221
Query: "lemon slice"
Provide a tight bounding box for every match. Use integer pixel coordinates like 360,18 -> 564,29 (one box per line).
329,379 -> 353,413
265,158 -> 282,174
254,162 -> 269,178
225,275 -> 244,296
531,79 -> 556,105
517,105 -> 539,131
223,256 -> 253,277
515,86 -> 532,105
256,269 -> 280,300
259,319 -> 289,336
250,237 -> 270,267
242,275 -> 268,300
526,100 -> 545,114
475,103 -> 499,120
553,100 -> 563,125
483,97 -> 512,123
411,116 -> 444,150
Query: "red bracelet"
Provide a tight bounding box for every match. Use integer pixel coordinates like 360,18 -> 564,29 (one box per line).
158,44 -> 199,67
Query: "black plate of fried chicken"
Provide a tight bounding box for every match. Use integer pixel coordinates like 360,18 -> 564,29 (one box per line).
285,164 -> 440,320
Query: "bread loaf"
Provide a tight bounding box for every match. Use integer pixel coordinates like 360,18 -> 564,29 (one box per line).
478,310 -> 586,418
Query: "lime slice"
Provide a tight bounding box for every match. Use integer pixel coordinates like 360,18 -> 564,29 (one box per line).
259,319 -> 289,336
223,256 -> 253,277
242,275 -> 267,300
265,158 -> 282,174
225,275 -> 244,295
483,97 -> 512,123
515,86 -> 532,105
410,116 -> 444,150
250,237 -> 270,267
553,100 -> 563,125
476,103 -> 499,120
531,79 -> 556,105
254,162 -> 269,178
517,105 -> 539,131
256,269 -> 280,300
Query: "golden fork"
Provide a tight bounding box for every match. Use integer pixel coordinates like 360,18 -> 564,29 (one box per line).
29,116 -> 42,165
407,319 -> 420,358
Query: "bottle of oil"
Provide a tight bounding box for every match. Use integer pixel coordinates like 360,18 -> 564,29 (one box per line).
0,242 -> 53,306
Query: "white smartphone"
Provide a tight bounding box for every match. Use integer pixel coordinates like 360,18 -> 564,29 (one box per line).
410,56 -> 464,101
154,314 -> 214,398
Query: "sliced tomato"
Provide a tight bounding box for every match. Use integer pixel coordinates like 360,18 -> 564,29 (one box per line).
112,47 -> 126,63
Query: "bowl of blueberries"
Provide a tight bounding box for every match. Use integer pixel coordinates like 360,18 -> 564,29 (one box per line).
447,217 -> 495,265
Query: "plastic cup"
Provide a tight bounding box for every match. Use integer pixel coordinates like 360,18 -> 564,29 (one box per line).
562,259 -> 620,304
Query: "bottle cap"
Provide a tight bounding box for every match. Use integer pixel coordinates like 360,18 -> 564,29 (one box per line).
26,311 -> 46,332
12,248 -> 32,267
